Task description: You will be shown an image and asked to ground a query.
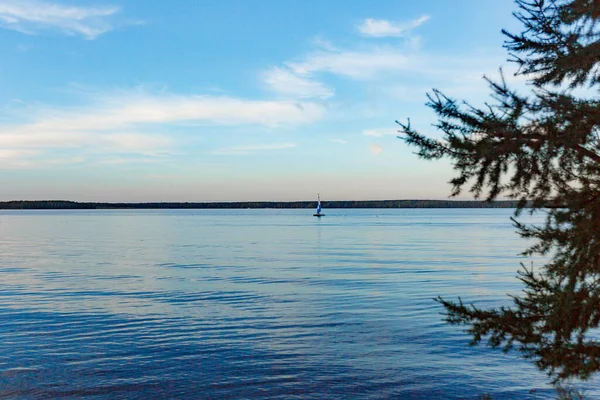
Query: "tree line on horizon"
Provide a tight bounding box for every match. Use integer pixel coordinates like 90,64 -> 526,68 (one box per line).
0,199 -> 523,209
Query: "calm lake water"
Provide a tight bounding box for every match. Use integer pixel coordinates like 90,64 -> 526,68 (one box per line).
0,208 -> 597,399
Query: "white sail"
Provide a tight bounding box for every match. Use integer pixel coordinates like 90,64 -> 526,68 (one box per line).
315,194 -> 322,215
314,194 -> 324,216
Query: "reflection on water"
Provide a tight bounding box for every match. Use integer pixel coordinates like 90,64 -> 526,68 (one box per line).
0,209 -> 595,399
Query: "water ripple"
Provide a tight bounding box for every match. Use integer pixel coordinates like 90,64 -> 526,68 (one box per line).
0,209 -> 594,399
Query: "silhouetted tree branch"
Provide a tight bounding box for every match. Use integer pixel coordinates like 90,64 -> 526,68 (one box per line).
399,0 -> 600,383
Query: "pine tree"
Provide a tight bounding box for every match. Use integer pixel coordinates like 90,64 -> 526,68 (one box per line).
398,0 -> 600,383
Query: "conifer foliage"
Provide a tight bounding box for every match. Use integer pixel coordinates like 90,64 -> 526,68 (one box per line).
398,0 -> 600,382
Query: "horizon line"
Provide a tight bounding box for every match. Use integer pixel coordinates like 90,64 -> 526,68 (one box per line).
0,199 -> 517,204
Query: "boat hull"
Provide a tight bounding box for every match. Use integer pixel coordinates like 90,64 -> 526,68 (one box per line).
313,213 -> 324,217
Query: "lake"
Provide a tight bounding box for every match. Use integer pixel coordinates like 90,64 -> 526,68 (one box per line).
0,208 -> 596,399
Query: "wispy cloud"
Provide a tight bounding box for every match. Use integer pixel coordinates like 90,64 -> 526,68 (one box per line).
98,156 -> 165,165
261,15 -> 495,103
0,89 -> 324,166
212,143 -> 297,155
285,46 -> 503,84
274,22 -> 512,100
0,130 -> 172,155
0,148 -> 78,169
363,128 -> 399,137
370,143 -> 384,156
0,148 -> 39,160
262,67 -> 333,99
329,138 -> 347,144
357,16 -> 430,38
0,0 -> 122,39
30,91 -> 325,129
47,156 -> 85,165
287,48 -> 410,80
99,133 -> 173,155
1,90 -> 325,139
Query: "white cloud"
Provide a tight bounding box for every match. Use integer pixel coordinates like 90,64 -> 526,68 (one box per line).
0,131 -> 87,148
98,157 -> 164,165
212,143 -> 297,155
0,90 -> 324,140
0,90 -> 324,166
28,92 -> 325,130
100,133 -> 173,155
286,47 -> 509,84
370,143 -> 384,156
277,33 -> 513,96
0,150 -> 88,170
0,0 -> 121,39
357,16 -> 430,38
0,130 -> 172,155
287,48 -> 410,79
50,156 -> 85,164
262,67 -> 334,99
310,37 -> 338,52
0,148 -> 39,159
363,128 -> 399,137
329,138 -> 347,144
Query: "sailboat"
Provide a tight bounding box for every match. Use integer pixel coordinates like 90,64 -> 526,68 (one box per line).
313,194 -> 324,217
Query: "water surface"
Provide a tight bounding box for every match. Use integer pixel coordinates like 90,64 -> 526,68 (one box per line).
0,209 -> 595,399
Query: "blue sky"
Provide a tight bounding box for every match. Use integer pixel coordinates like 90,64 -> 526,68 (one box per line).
0,0 -> 523,202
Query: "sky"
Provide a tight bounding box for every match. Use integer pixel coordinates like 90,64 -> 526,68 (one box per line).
0,0 -> 525,202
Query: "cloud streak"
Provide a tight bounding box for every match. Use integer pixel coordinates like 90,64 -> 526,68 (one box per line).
0,130 -> 173,157
30,92 -> 325,130
2,90 -> 325,139
262,67 -> 334,99
0,0 -> 121,39
212,143 -> 297,155
363,128 -> 399,137
357,16 -> 430,37
0,154 -> 94,169
287,48 -> 410,79
0,90 -> 324,165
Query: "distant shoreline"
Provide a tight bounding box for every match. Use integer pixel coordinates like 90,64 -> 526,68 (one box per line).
0,200 -> 524,209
